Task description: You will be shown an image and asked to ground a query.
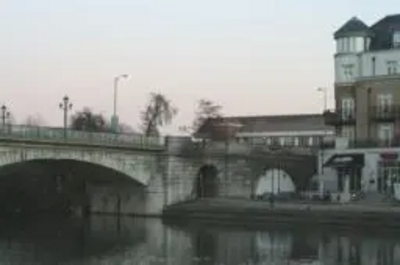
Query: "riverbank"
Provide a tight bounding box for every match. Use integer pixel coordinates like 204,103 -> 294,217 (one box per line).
162,198 -> 400,228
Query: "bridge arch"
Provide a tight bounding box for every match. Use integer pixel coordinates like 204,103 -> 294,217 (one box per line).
195,164 -> 219,198
255,168 -> 296,196
0,148 -> 154,185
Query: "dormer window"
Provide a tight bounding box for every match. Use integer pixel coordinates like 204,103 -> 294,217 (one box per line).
394,31 -> 400,48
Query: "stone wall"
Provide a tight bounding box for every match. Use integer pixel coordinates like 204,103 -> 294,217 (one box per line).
0,144 -> 159,185
0,136 -> 317,216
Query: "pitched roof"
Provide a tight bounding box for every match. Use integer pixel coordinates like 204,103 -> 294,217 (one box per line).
334,17 -> 370,39
369,14 -> 400,50
195,113 -> 331,137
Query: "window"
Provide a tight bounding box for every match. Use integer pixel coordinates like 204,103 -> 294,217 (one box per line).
340,126 -> 355,140
337,38 -> 353,53
307,137 -> 314,146
284,137 -> 294,146
342,64 -> 354,81
264,137 -> 272,145
341,98 -> 355,120
387,61 -> 398,75
294,137 -> 299,146
377,93 -> 393,108
372,57 -> 376,76
378,124 -> 394,144
393,31 -> 400,48
366,37 -> 371,50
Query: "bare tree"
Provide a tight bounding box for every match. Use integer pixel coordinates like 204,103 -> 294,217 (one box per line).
140,92 -> 178,136
25,114 -> 46,126
192,99 -> 222,132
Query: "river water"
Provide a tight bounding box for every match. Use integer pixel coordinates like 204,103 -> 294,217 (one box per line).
0,215 -> 400,265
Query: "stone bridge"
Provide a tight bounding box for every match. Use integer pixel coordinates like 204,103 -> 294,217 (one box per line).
0,125 -> 316,216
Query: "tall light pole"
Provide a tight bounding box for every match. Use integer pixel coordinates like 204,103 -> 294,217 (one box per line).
59,95 -> 73,139
112,74 -> 129,133
317,87 -> 328,195
1,105 -> 10,127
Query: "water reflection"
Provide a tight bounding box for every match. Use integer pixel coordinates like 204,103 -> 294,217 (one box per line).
0,216 -> 400,264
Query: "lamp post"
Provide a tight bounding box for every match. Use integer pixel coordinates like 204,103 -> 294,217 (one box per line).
59,95 -> 73,139
112,74 -> 129,133
1,105 -> 10,127
317,87 -> 328,196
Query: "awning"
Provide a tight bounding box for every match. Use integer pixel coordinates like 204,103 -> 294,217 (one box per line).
323,153 -> 364,168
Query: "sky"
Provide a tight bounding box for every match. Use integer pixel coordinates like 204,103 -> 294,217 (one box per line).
0,0 -> 398,134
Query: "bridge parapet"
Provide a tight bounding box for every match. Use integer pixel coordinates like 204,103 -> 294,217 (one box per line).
167,137 -> 316,158
0,125 -> 165,150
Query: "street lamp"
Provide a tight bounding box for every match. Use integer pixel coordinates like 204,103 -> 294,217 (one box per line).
1,105 -> 10,128
317,87 -> 328,196
59,95 -> 73,139
112,74 -> 129,133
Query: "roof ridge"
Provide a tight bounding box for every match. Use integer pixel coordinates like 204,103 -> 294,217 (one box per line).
220,113 -> 322,119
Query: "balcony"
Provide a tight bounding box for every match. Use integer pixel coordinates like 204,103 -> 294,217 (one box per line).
320,137 -> 400,149
370,105 -> 400,122
323,109 -> 356,126
350,139 -> 400,148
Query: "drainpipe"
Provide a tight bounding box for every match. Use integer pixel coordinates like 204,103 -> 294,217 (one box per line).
367,87 -> 372,140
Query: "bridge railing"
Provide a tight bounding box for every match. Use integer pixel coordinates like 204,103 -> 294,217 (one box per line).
176,138 -> 317,157
0,124 -> 165,150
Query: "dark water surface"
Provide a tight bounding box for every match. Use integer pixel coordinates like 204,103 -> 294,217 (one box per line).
0,215 -> 400,264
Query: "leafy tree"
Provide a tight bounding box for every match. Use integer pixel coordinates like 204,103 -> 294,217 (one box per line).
118,123 -> 136,134
140,93 -> 178,136
70,108 -> 107,132
192,99 -> 222,132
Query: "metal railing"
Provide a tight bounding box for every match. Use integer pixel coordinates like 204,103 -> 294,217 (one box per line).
0,124 -> 165,150
181,140 -> 317,157
320,138 -> 400,149
323,109 -> 356,126
370,105 -> 400,121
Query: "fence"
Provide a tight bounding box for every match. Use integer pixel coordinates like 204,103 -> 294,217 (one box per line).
0,124 -> 165,150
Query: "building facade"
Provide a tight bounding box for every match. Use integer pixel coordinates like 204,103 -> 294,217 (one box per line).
197,114 -> 333,151
326,14 -> 400,145
321,15 -> 400,201
196,114 -> 332,196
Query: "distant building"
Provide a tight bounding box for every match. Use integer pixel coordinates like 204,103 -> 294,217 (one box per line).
195,113 -> 333,150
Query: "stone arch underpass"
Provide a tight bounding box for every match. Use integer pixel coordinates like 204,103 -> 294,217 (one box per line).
0,146 -> 161,217
254,154 -> 318,196
0,147 -> 158,185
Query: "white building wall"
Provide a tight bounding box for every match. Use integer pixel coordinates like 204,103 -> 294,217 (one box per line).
355,37 -> 365,52
361,50 -> 400,77
334,54 -> 360,83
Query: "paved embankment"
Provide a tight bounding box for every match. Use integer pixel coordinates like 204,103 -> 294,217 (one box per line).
163,198 -> 400,228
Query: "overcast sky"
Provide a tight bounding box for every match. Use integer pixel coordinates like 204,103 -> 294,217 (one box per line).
1,0 -> 398,134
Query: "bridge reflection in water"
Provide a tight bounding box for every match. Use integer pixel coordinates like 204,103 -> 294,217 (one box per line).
0,216 -> 399,264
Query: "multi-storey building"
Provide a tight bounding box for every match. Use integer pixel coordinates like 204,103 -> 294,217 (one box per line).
326,14 -> 400,145
321,15 -> 400,200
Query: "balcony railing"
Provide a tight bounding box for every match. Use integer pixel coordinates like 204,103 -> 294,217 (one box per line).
323,109 -> 356,126
0,124 -> 165,150
320,138 -> 400,149
350,139 -> 400,148
370,105 -> 400,121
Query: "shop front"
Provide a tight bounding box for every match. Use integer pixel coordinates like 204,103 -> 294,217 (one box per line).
323,153 -> 365,195
377,152 -> 400,199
